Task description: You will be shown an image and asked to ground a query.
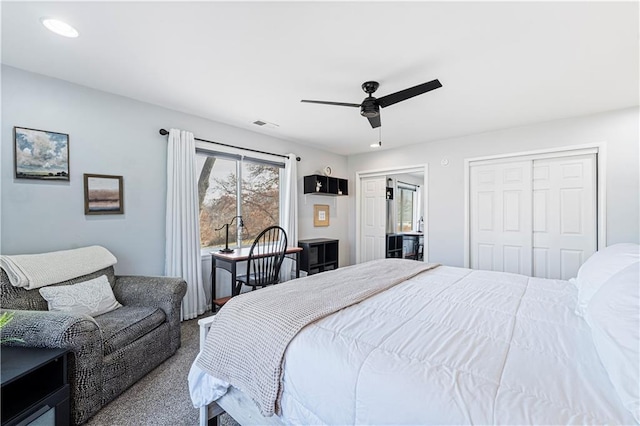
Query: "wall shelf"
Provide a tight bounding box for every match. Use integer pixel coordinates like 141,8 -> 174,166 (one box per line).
386,187 -> 394,200
303,175 -> 348,196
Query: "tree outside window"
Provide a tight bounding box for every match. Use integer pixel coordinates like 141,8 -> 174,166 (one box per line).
241,162 -> 280,243
197,153 -> 280,249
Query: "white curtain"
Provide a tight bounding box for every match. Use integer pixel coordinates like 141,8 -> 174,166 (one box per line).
165,128 -> 206,320
279,153 -> 299,281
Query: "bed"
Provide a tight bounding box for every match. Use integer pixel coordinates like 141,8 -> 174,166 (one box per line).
189,244 -> 639,425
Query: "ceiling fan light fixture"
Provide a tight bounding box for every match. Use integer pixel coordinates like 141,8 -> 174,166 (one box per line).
41,18 -> 79,38
360,97 -> 379,118
301,79 -> 441,130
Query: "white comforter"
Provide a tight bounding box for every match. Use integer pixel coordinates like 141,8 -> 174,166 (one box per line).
190,266 -> 637,425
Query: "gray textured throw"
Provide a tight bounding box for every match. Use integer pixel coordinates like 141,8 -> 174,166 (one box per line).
197,258 -> 438,416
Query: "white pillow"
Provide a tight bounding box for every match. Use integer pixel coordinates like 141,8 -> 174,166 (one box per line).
575,243 -> 640,316
585,262 -> 640,423
39,275 -> 122,317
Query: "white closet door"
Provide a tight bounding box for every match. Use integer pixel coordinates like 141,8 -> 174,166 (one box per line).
532,154 -> 597,279
360,176 -> 386,263
470,161 -> 533,275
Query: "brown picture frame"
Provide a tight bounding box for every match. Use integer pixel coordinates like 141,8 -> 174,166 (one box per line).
313,204 -> 329,227
84,174 -> 124,215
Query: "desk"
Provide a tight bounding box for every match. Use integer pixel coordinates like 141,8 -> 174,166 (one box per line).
211,246 -> 303,311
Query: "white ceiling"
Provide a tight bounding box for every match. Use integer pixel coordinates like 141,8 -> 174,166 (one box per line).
2,1 -> 638,156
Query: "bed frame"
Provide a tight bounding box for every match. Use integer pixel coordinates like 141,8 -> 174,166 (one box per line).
198,316 -> 283,426
198,316 -> 224,426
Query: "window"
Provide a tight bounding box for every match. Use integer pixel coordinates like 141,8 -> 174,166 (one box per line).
396,182 -> 417,232
197,151 -> 281,249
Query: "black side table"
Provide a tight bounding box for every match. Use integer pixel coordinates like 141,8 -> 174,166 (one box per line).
1,346 -> 70,426
298,238 -> 339,275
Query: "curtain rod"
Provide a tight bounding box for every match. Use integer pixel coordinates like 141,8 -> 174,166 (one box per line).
159,129 -> 301,161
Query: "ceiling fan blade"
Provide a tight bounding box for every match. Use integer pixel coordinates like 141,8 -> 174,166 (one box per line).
300,100 -> 361,107
367,115 -> 381,129
377,79 -> 442,108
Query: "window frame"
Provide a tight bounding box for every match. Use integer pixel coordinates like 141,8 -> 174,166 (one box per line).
196,147 -> 284,251
396,181 -> 418,233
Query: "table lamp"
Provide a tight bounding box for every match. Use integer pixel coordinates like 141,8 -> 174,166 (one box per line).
216,216 -> 244,253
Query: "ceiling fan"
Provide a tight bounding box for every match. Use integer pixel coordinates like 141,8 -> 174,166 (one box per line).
301,79 -> 442,128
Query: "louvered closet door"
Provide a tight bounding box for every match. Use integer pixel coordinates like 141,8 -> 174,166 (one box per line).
470,161 -> 533,275
532,154 -> 596,279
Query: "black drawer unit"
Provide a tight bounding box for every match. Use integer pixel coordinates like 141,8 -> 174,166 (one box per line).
298,238 -> 339,275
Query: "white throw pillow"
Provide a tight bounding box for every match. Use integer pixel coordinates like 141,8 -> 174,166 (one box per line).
585,263 -> 640,423
575,243 -> 640,316
39,275 -> 122,317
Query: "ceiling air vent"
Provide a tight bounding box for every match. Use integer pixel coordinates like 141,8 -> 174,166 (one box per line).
252,120 -> 279,129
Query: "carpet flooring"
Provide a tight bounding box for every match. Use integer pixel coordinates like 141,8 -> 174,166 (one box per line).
85,314 -> 239,426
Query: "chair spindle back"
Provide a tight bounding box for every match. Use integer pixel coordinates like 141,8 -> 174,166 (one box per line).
247,225 -> 288,288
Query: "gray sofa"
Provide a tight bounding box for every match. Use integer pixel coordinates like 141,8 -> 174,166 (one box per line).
0,266 -> 187,425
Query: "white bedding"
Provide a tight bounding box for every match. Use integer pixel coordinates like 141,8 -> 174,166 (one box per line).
189,265 -> 637,425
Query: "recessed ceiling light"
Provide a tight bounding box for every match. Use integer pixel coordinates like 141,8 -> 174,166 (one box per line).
41,18 -> 79,38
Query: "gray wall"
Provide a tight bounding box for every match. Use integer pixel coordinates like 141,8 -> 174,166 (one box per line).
348,107 -> 640,267
4,66 -> 637,277
1,66 -> 350,275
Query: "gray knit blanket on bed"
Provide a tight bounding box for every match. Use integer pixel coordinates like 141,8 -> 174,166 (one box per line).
196,258 -> 438,416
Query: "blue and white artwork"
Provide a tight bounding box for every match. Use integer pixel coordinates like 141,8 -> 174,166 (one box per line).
14,127 -> 69,180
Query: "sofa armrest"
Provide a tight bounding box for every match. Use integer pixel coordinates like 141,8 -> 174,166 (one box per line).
113,275 -> 187,352
113,275 -> 187,316
0,309 -> 101,349
0,309 -> 103,424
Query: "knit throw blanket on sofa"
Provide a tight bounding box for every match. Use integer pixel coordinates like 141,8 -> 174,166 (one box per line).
196,258 -> 438,416
0,245 -> 117,290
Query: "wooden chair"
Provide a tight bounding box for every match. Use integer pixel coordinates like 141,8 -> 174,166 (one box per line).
234,225 -> 288,294
213,226 -> 288,310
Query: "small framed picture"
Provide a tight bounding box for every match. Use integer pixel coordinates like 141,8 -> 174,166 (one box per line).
84,174 -> 124,215
313,204 -> 329,227
14,126 -> 69,180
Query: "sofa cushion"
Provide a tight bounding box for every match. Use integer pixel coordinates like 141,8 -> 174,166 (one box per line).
1,266 -> 116,311
94,306 -> 166,355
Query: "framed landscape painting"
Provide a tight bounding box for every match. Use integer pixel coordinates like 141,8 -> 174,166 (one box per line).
14,127 -> 69,180
84,174 -> 124,215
